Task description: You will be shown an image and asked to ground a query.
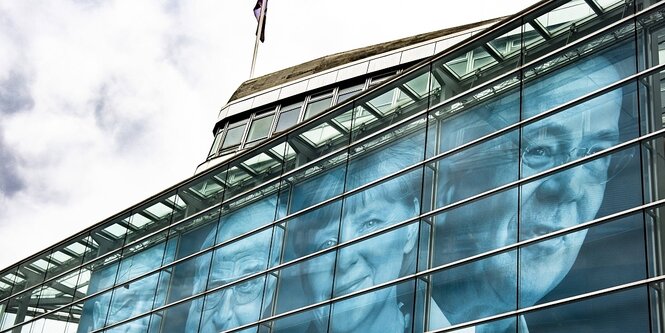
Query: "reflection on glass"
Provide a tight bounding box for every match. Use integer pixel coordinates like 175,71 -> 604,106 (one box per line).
186,197 -> 281,333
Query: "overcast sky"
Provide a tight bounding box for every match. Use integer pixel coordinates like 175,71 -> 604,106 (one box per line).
0,0 -> 539,270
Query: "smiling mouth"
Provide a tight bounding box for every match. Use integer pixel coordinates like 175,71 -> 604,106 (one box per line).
335,276 -> 371,296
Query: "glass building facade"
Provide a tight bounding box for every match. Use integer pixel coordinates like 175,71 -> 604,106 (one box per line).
4,0 -> 665,332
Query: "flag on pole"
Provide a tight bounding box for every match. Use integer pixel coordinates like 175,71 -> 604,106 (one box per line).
253,0 -> 267,43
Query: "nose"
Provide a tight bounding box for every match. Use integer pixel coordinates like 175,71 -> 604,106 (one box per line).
336,245 -> 360,272
213,289 -> 238,329
534,166 -> 586,203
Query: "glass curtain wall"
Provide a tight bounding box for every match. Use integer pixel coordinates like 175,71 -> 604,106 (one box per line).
4,0 -> 665,332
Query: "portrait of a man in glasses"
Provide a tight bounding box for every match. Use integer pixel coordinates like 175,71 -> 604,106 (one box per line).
185,197 -> 280,333
430,43 -> 641,333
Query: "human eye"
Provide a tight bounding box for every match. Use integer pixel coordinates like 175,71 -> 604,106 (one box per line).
359,219 -> 384,233
317,238 -> 338,251
522,144 -> 555,170
234,279 -> 262,304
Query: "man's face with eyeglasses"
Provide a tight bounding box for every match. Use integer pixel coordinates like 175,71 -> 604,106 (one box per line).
195,228 -> 273,333
439,76 -> 624,318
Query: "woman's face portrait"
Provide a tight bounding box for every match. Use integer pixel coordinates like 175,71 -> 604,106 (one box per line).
304,189 -> 418,333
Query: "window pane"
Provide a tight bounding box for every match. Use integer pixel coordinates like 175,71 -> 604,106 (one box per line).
432,188 -> 518,267
221,124 -> 246,150
519,213 -> 646,308
430,250 -> 517,331
522,39 -> 636,119
523,287 -> 649,332
247,115 -> 275,142
330,280 -> 415,333
304,96 -> 333,120
431,130 -> 519,210
521,84 -> 638,178
275,104 -> 301,133
519,144 -> 642,242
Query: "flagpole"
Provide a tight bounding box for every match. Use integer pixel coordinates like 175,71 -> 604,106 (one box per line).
250,0 -> 266,79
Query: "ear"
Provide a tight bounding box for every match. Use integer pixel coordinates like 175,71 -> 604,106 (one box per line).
403,198 -> 420,255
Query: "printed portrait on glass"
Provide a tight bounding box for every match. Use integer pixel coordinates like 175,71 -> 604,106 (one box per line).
77,243 -> 170,333
285,131 -> 434,333
185,197 -> 280,333
430,43 -> 642,333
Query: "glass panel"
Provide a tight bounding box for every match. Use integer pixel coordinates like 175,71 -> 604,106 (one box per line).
176,166 -> 227,219
169,207 -> 220,261
637,68 -> 665,136
272,252 -> 336,317
522,33 -> 637,119
207,228 -> 274,292
520,213 -> 646,308
104,313 -> 150,333
337,84 -> 364,104
105,272 -> 159,328
432,188 -> 518,267
428,75 -> 520,158
163,251 -> 212,306
330,280 -> 415,333
195,274 -> 270,333
595,0 -> 624,9
149,295 -> 200,333
535,0 -> 596,36
217,194 -> 280,244
349,127 -> 424,192
519,144 -> 642,241
333,222 -> 419,299
269,305 -> 330,333
523,287 -> 649,332
247,114 -> 275,142
116,242 -> 166,286
304,93 -> 333,120
283,200 -> 342,263
429,250 -> 517,331
286,152 -> 347,214
521,83 -> 638,178
79,289 -> 113,332
430,130 -> 520,210
221,123 -> 246,150
275,103 -> 302,133
208,129 -> 224,158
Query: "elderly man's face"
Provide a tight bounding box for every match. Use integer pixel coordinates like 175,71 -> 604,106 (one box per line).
439,80 -> 624,319
195,229 -> 273,333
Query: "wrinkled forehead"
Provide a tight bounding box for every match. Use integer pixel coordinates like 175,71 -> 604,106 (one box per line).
523,55 -> 621,118
441,56 -> 623,148
218,198 -> 278,237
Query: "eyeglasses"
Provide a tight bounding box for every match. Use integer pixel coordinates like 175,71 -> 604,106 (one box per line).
203,276 -> 266,310
521,143 -> 635,183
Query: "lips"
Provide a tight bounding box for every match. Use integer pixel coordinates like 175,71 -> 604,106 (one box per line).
335,276 -> 371,296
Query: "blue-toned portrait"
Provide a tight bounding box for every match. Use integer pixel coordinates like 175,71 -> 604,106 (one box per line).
430,41 -> 645,333
283,130 -> 432,333
185,196 -> 281,333
77,242 -> 173,333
